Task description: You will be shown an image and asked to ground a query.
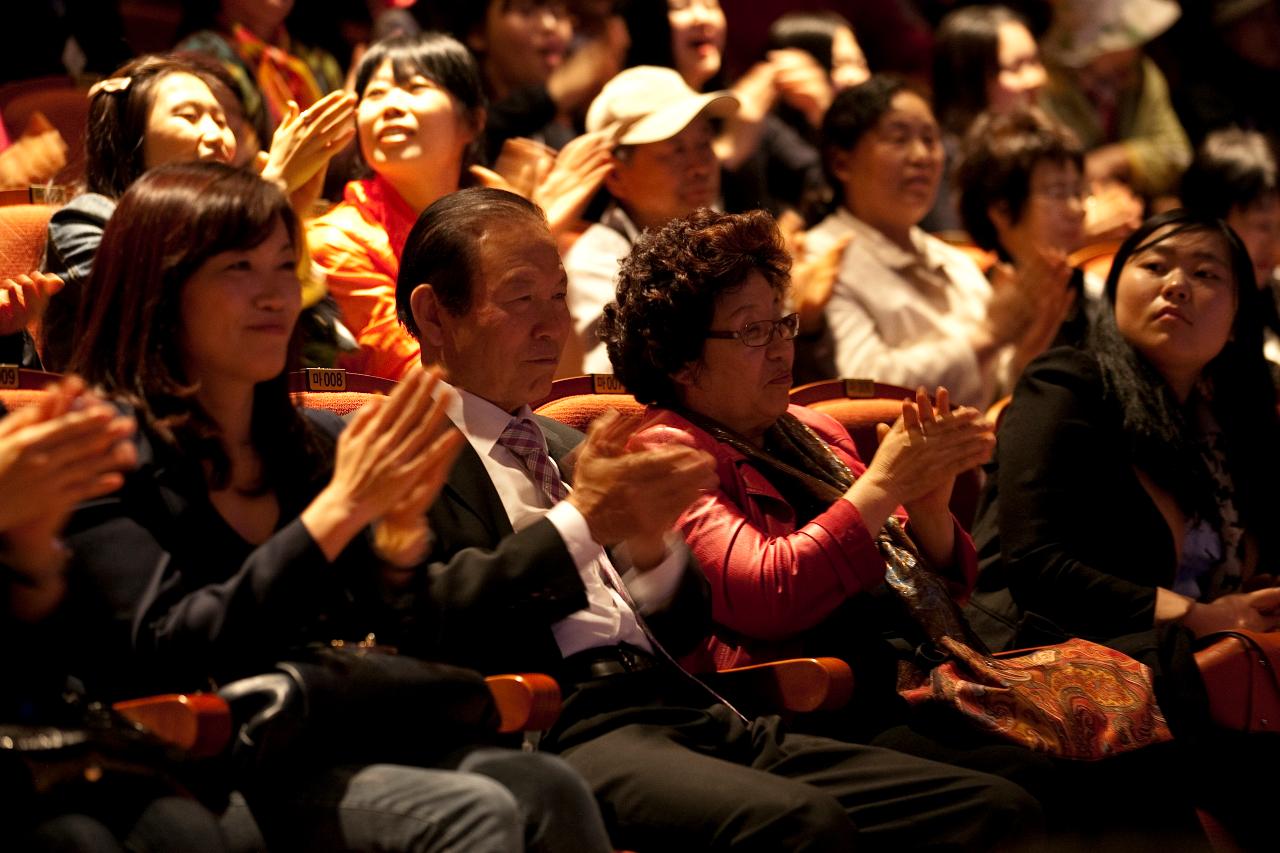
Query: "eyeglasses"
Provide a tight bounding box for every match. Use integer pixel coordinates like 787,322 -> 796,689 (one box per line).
705,313 -> 800,347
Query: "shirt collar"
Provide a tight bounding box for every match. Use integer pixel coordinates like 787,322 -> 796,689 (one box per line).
833,207 -> 948,275
437,378 -> 541,461
600,203 -> 641,243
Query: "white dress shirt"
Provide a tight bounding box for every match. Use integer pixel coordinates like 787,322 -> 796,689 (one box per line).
438,380 -> 685,657
806,207 -> 999,407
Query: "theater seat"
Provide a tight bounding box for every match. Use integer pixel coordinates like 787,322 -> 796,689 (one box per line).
533,374 -> 645,432
790,378 -> 984,530
1068,240 -> 1122,283
0,368 -> 60,412
0,203 -> 56,281
711,657 -> 854,715
287,367 -> 396,416
112,693 -> 234,759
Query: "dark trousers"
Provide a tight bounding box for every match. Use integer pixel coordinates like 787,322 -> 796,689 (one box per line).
546,667 -> 1043,852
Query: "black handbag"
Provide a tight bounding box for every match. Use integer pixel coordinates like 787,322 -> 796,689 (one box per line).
220,643 -> 500,778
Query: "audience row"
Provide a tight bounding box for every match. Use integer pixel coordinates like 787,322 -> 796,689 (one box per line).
3,0 -> 1280,850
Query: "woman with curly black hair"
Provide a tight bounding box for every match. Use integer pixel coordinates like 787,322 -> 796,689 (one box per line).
602,206 -> 992,711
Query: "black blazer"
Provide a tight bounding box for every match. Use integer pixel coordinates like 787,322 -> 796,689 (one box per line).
416,414 -> 710,678
61,410 -> 394,697
968,347 -> 1176,649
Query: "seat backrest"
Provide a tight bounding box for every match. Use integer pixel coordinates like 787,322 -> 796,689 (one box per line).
2,88 -> 89,184
0,368 -> 60,412
791,379 -> 983,530
287,368 -> 395,416
0,203 -> 56,280
1068,240 -> 1122,283
535,393 -> 646,433
532,374 -> 644,431
789,378 -> 917,408
531,373 -> 630,407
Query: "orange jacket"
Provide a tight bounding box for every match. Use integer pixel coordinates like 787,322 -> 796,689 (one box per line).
307,177 -> 421,379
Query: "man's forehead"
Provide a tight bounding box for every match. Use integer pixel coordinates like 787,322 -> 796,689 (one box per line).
472,222 -> 561,283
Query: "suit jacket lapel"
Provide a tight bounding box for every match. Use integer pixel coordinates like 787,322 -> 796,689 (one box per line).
442,439 -> 514,540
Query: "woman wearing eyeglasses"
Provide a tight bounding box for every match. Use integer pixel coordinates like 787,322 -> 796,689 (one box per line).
601,208 -> 994,713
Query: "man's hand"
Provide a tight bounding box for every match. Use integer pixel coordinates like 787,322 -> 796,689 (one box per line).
567,410 -> 717,547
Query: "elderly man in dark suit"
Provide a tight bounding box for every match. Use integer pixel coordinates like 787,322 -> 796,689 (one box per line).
394,187 -> 1042,852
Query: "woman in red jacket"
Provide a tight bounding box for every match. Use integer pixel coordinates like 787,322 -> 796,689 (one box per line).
601,207 -> 991,688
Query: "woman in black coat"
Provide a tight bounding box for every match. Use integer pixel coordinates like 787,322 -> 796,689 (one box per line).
971,208 -> 1280,674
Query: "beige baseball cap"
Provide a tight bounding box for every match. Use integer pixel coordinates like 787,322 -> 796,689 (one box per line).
586,66 -> 739,146
1043,0 -> 1181,67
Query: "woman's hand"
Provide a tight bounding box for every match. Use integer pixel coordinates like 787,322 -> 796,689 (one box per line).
258,91 -> 357,214
1005,249 -> 1077,382
1,377 -> 137,620
0,112 -> 67,187
0,377 -> 136,534
845,388 -> 994,536
1084,179 -> 1143,243
547,16 -> 629,121
533,130 -> 614,238
1175,588 -> 1280,636
769,49 -> 833,129
301,367 -> 464,562
779,212 -> 849,335
718,59 -> 778,170
373,418 -> 466,582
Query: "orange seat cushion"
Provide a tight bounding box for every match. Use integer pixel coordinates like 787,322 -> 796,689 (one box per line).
535,394 -> 644,433
0,204 -> 55,280
291,391 -> 382,417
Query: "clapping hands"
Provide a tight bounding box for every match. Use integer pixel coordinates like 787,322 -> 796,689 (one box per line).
568,409 -> 717,564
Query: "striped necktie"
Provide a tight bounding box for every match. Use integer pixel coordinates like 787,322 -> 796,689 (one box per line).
497,417 -> 570,506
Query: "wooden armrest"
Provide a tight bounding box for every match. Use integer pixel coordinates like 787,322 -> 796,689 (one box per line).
711,657 -> 854,714
112,693 -> 232,758
485,673 -> 562,733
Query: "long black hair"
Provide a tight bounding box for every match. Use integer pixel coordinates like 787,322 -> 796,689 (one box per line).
1089,209 -> 1278,533
84,53 -> 239,199
932,5 -> 1027,137
350,32 -> 486,178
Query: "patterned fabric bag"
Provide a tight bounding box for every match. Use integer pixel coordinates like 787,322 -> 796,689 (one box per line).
898,633 -> 1173,759
878,508 -> 1173,760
